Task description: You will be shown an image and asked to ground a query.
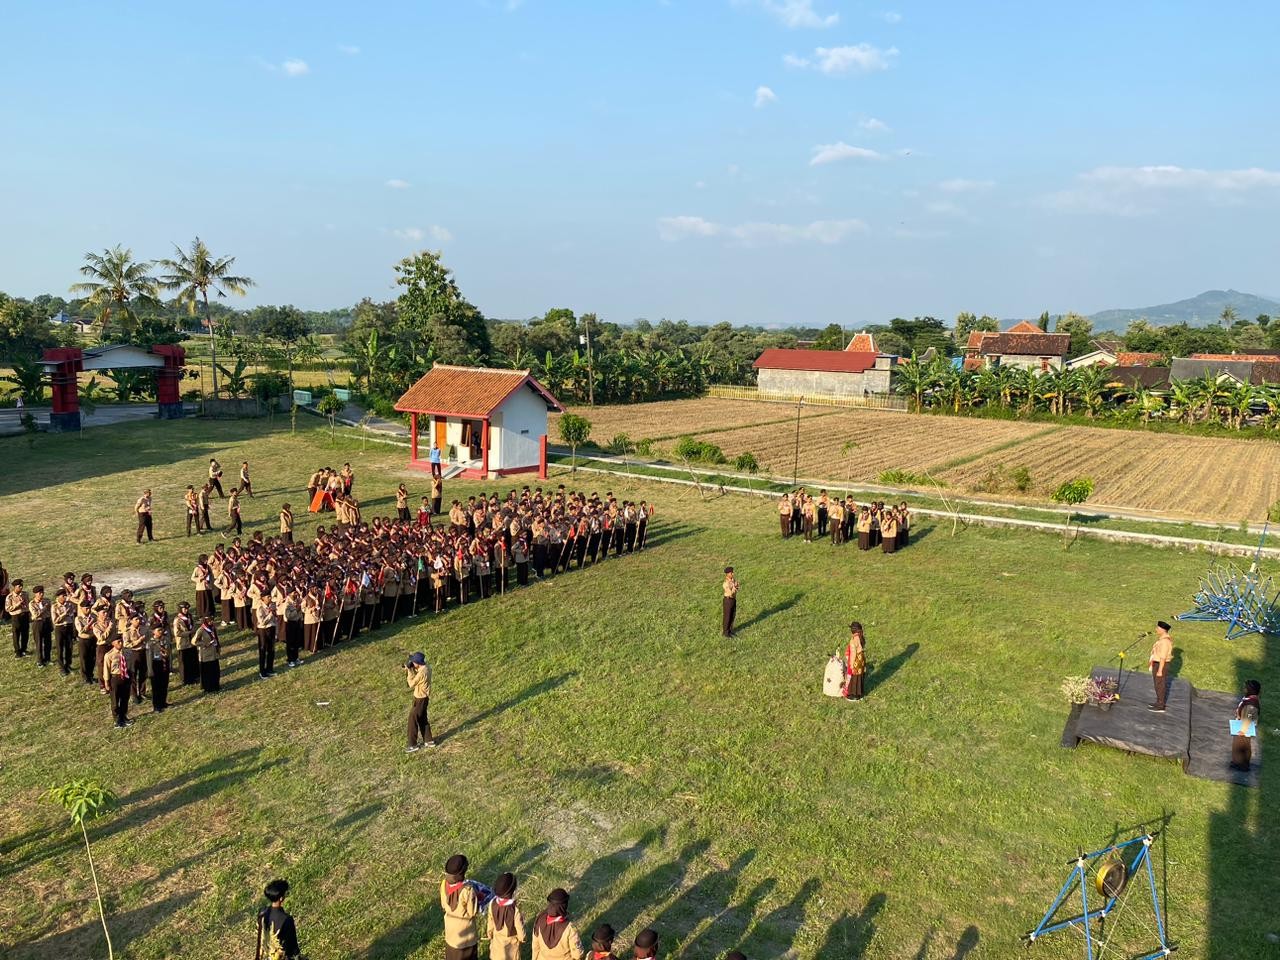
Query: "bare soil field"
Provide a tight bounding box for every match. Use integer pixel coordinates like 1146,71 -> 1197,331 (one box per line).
937,426 -> 1280,522
551,397 -> 835,443
576,398 -> 1280,522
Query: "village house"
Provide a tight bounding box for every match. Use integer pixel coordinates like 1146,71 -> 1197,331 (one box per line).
1170,352 -> 1280,386
752,332 -> 898,398
394,364 -> 563,479
964,320 -> 1071,371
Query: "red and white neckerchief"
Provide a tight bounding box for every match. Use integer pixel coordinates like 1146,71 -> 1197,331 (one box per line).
446,880 -> 466,895
493,896 -> 515,908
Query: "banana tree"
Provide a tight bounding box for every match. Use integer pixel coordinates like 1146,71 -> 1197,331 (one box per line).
2,355 -> 47,403
1075,366 -> 1109,418
895,354 -> 934,412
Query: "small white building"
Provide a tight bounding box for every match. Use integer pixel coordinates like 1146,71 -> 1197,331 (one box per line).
394,364 -> 564,479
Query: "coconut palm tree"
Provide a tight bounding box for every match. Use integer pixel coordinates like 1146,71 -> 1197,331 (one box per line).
155,237 -> 254,395
69,246 -> 158,340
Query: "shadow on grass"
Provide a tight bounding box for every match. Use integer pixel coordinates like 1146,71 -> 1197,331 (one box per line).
587,839 -> 712,935
737,592 -> 803,632
438,672 -> 577,744
742,876 -> 822,956
867,642 -> 919,696
814,890 -> 885,958
638,523 -> 705,549
681,875 -> 777,959
10,890 -> 202,960
0,748 -> 286,879
575,826 -> 666,915
643,849 -> 757,946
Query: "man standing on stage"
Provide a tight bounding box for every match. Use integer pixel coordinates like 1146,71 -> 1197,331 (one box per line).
1148,620 -> 1174,712
722,567 -> 738,638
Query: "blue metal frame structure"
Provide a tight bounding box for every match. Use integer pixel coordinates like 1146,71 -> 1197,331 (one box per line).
1177,525 -> 1280,640
1023,833 -> 1175,959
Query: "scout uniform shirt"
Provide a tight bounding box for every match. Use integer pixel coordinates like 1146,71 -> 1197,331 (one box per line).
5,587 -> 28,617
407,662 -> 431,700
488,896 -> 528,960
532,912 -> 584,960
280,507 -> 293,535
1150,634 -> 1173,674
104,646 -> 128,679
135,493 -> 152,516
439,878 -> 479,949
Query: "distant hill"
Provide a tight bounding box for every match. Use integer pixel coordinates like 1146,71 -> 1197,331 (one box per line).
1089,289 -> 1280,332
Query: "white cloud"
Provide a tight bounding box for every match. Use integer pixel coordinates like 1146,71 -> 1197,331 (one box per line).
881,11 -> 902,23
938,178 -> 995,192
694,180 -> 706,189
385,178 -> 410,189
338,44 -> 361,55
428,225 -> 453,243
754,0 -> 838,29
658,215 -> 867,245
392,227 -> 425,242
783,53 -> 811,68
281,59 -> 310,77
858,117 -> 890,132
814,43 -> 897,74
1043,164 -> 1280,215
810,142 -> 883,166
924,200 -> 968,217
754,85 -> 778,108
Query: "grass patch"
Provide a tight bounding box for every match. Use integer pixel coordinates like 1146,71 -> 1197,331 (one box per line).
0,418 -> 1273,959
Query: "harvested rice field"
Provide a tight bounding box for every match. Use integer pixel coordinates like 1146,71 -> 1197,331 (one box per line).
568,398 -> 1280,523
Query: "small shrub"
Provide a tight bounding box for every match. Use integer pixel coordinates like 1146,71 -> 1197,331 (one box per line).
878,468 -> 933,486
974,466 -> 1006,494
674,435 -> 727,464
1010,465 -> 1033,493
1060,675 -> 1090,705
1269,500 -> 1280,523
1051,477 -> 1095,507
734,451 -> 760,473
608,433 -> 634,455
635,437 -> 655,457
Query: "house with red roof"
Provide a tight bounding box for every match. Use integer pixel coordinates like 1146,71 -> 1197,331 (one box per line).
753,332 -> 898,397
963,320 -> 1071,372
394,365 -> 564,479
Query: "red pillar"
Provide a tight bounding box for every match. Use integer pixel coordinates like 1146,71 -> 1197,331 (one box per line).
43,347 -> 83,432
538,434 -> 548,480
150,344 -> 187,418
481,418 -> 491,478
410,412 -> 419,462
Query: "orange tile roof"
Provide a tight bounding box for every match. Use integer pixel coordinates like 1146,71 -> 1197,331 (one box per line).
1189,353 -> 1280,362
1115,352 -> 1164,366
845,332 -> 877,352
964,330 -> 995,350
1005,320 -> 1043,334
394,365 -> 564,417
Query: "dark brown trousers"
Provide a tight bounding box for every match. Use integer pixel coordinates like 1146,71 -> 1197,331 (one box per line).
722,596 -> 736,637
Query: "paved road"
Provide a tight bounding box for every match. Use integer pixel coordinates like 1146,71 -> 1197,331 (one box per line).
0,403 -> 197,436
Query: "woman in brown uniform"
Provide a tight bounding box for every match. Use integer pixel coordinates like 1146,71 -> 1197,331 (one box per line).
778,494 -> 792,538
845,622 -> 867,701
881,509 -> 899,554
897,502 -> 910,549
856,507 -> 872,550
531,888 -> 583,960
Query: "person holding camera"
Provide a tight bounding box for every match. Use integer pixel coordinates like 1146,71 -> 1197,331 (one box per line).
406,651 -> 436,753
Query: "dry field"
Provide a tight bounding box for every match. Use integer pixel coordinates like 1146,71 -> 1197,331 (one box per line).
571,398 -> 1280,522
936,426 -> 1280,522
551,397 -> 835,443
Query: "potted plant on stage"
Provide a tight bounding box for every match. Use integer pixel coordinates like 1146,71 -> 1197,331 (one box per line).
1086,674 -> 1120,711
1061,675 -> 1090,706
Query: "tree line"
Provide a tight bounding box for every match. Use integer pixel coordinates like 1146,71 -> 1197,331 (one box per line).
895,355 -> 1278,430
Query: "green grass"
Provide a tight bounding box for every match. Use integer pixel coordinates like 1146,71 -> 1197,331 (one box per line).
1,418 -> 1275,959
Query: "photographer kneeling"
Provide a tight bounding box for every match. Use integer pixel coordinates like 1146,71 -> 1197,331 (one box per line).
406,651 -> 437,753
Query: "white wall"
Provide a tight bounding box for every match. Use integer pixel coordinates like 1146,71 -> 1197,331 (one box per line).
493,385 -> 548,471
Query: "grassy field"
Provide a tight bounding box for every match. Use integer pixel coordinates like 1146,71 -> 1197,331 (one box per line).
556,398 -> 1280,524
1,417 -> 1275,959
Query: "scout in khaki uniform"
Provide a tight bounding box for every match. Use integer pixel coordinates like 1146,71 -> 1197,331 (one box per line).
174,602 -> 198,685
828,498 -> 844,546
1148,621 -> 1174,712
196,616 -> 221,692
135,488 -> 154,543
722,567 -> 738,638
29,586 -> 52,667
91,608 -> 116,693
147,626 -> 171,713
440,854 -> 480,960
532,888 -> 583,960
880,510 -> 898,554
105,635 -> 131,728
75,602 -> 96,684
845,622 -> 867,701
279,503 -> 294,543
7,580 -> 30,658
51,587 -> 76,675
487,872 -> 527,960
405,651 -> 436,752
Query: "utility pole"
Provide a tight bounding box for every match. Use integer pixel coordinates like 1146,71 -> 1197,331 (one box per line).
580,314 -> 596,405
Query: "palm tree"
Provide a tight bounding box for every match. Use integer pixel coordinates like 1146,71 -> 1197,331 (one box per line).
1225,382 -> 1258,429
1168,379 -> 1198,424
156,237 -> 254,395
895,354 -> 933,412
68,245 -> 158,340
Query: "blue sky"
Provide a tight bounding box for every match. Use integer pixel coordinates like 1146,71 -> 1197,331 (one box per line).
3,0 -> 1279,326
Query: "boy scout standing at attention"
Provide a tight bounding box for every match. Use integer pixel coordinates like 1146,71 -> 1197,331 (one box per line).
30,585 -> 52,667
721,567 -> 738,638
7,580 -> 30,658
135,488 -> 154,543
279,503 -> 294,543
105,635 -> 131,728
441,854 -> 480,960
224,488 -> 243,538
1148,620 -> 1174,712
